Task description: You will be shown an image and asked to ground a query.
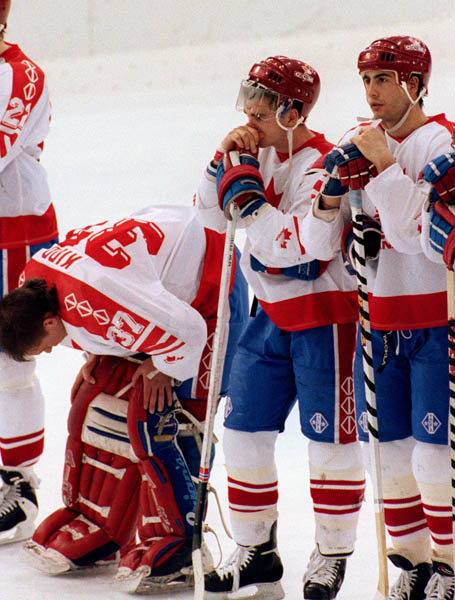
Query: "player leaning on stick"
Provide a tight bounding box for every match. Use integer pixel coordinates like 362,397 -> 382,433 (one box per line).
0,0 -> 59,543
0,205 -> 248,593
302,36 -> 455,599
195,55 -> 364,600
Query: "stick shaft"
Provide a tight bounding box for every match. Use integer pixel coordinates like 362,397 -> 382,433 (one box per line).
192,207 -> 238,599
350,189 -> 388,597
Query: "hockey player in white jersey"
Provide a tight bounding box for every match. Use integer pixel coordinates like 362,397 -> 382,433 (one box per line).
196,56 -> 364,599
301,36 -> 455,599
0,205 -> 248,593
0,0 -> 59,544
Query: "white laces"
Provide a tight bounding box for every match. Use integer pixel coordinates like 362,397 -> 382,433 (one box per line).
214,545 -> 255,590
389,569 -> 417,599
425,572 -> 455,599
303,548 -> 343,587
0,484 -> 20,516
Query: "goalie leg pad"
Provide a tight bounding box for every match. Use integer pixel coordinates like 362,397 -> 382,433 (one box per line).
128,384 -> 197,537
117,386 -> 209,590
25,357 -> 142,573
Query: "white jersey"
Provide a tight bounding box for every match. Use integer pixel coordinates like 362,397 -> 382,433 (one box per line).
0,43 -> 56,248
196,133 -> 358,331
23,205 -> 226,382
302,115 -> 453,330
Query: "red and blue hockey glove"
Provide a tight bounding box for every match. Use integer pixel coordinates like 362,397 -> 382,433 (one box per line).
429,200 -> 455,270
422,152 -> 455,205
341,216 -> 382,275
323,143 -> 377,194
216,149 -> 266,219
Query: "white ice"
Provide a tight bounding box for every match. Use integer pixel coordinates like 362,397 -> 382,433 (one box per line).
2,4 -> 455,598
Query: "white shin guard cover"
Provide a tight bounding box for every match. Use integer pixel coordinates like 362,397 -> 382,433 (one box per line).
223,429 -> 278,546
412,441 -> 452,565
365,438 -> 431,566
309,440 -> 365,556
0,354 -> 45,467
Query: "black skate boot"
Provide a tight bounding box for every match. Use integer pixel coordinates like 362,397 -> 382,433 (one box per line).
0,468 -> 38,544
204,521 -> 284,599
303,547 -> 347,599
424,561 -> 455,600
386,553 -> 433,599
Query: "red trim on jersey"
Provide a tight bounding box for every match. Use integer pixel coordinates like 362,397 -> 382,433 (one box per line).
370,291 -> 447,330
275,132 -> 333,162
0,204 -> 58,249
259,290 -> 359,331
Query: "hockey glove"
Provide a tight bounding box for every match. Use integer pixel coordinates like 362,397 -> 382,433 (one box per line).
422,152 -> 455,205
323,143 -> 377,194
341,216 -> 382,275
429,200 -> 455,270
216,149 -> 266,219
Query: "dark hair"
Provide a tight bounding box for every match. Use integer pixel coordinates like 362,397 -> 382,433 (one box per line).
0,278 -> 59,361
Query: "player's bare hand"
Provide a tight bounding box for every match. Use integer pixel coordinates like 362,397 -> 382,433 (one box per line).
221,125 -> 260,154
71,353 -> 97,401
132,359 -> 173,413
351,127 -> 395,173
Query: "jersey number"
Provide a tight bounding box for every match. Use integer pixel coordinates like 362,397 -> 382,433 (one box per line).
62,218 -> 165,269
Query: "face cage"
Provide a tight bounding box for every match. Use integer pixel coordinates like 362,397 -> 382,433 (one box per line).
235,80 -> 291,122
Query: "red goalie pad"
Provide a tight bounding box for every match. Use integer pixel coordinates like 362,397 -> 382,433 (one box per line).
29,356 -> 142,569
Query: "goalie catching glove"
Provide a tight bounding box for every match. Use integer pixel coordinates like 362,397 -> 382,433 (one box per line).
216,148 -> 267,219
341,216 -> 382,275
421,152 -> 455,205
323,143 -> 377,196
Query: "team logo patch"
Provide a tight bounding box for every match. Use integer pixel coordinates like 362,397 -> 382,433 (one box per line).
422,412 -> 441,435
224,396 -> 233,420
310,412 -> 328,434
358,411 -> 369,434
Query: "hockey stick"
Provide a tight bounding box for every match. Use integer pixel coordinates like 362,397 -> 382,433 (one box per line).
447,267 -> 455,566
192,202 -> 239,600
349,188 -> 389,599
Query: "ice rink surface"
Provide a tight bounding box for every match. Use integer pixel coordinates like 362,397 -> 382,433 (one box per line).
3,3 -> 455,598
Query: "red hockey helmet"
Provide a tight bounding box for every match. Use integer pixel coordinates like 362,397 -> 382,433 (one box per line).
0,0 -> 10,27
358,36 -> 432,93
237,55 -> 320,118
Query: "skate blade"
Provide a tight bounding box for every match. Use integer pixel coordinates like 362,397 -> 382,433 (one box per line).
0,519 -> 36,545
115,565 -> 193,594
205,581 -> 285,600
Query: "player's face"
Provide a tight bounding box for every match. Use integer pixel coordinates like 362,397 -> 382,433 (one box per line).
361,70 -> 411,128
27,316 -> 66,355
243,101 -> 288,150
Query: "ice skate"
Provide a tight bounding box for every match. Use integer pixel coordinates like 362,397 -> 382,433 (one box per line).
203,522 -> 284,600
115,537 -> 213,594
424,562 -> 455,600
0,468 -> 38,544
303,547 -> 347,599
386,553 -> 432,599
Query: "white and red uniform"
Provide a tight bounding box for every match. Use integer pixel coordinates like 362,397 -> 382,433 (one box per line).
24,205 -> 237,390
303,115 -> 455,566
0,43 -> 56,469
196,136 -> 365,557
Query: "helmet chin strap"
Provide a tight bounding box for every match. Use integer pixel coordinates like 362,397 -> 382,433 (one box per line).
357,73 -> 427,134
275,105 -> 305,185
382,84 -> 427,133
